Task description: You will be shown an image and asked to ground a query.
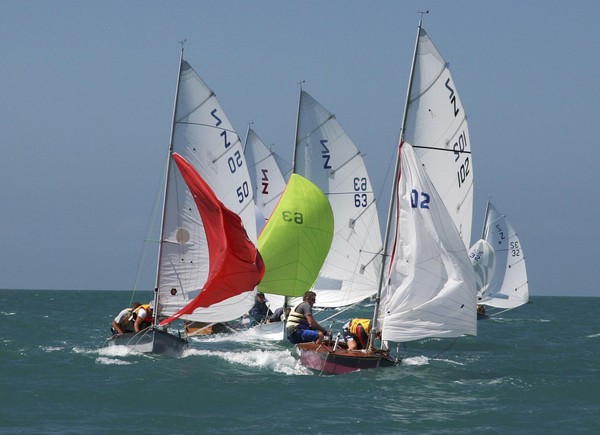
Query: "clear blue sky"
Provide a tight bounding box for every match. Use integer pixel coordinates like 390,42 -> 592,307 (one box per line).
2,1 -> 598,296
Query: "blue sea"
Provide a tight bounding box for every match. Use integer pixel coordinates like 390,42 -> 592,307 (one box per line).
1,290 -> 598,434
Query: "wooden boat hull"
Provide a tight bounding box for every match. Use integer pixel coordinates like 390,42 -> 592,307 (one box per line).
184,321 -> 231,336
296,342 -> 398,374
108,328 -> 188,357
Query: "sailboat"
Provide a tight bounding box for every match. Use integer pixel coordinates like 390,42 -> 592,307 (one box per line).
469,201 -> 529,317
241,90 -> 384,340
107,49 -> 264,355
250,172 -> 334,338
296,21 -> 477,374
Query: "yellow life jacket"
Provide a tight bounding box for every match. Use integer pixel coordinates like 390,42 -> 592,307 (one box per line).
133,304 -> 153,323
349,318 -> 371,348
286,302 -> 310,331
349,318 -> 371,336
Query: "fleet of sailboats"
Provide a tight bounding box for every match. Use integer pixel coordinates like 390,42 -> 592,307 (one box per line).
107,20 -> 529,368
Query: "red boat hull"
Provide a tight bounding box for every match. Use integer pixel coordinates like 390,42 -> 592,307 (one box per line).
296,342 -> 398,374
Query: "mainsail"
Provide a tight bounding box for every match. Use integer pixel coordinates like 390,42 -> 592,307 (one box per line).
293,90 -> 383,307
244,127 -> 291,224
403,28 -> 474,248
156,56 -> 258,323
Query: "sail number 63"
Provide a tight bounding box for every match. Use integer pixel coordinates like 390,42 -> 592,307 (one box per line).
282,211 -> 304,224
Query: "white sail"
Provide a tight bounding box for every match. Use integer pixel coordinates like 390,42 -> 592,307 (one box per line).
379,142 -> 477,342
244,127 -> 290,224
472,203 -> 529,310
157,58 -> 257,323
403,28 -> 474,248
294,90 -> 383,307
468,239 -> 496,295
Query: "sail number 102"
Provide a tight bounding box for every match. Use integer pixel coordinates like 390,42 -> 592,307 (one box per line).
453,131 -> 470,188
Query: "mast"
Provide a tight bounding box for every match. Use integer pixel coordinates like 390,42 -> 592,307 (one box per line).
369,16 -> 424,350
290,82 -> 304,174
152,46 -> 185,327
481,198 -> 491,240
280,82 -> 304,339
243,122 -> 253,154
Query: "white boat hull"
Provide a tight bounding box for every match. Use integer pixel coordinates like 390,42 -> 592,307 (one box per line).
108,328 -> 188,357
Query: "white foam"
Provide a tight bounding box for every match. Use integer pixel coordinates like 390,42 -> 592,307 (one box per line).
41,346 -> 63,352
184,348 -> 311,375
402,355 -> 430,366
96,356 -> 135,365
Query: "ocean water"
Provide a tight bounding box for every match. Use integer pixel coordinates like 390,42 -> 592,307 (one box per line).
1,290 -> 599,434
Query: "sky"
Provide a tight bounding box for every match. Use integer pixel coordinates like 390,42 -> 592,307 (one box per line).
1,1 -> 598,297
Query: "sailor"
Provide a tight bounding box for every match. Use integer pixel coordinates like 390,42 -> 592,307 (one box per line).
286,291 -> 328,344
248,292 -> 273,324
341,318 -> 372,350
132,302 -> 154,332
111,301 -> 141,335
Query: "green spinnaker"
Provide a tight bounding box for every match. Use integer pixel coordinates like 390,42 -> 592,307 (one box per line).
257,174 -> 334,297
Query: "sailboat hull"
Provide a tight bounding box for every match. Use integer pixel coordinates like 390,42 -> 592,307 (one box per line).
108,328 -> 188,357
296,342 -> 398,375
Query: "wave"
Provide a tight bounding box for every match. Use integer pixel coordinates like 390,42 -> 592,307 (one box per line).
184,347 -> 310,375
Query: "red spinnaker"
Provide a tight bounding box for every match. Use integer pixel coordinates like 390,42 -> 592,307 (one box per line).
160,153 -> 264,325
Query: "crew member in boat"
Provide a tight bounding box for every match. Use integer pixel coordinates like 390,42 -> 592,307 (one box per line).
477,304 -> 488,319
248,292 -> 273,324
342,318 -> 372,350
286,291 -> 328,344
267,307 -> 285,323
110,301 -> 141,335
132,302 -> 154,332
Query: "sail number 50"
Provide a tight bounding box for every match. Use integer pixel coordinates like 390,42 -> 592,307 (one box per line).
236,181 -> 250,203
